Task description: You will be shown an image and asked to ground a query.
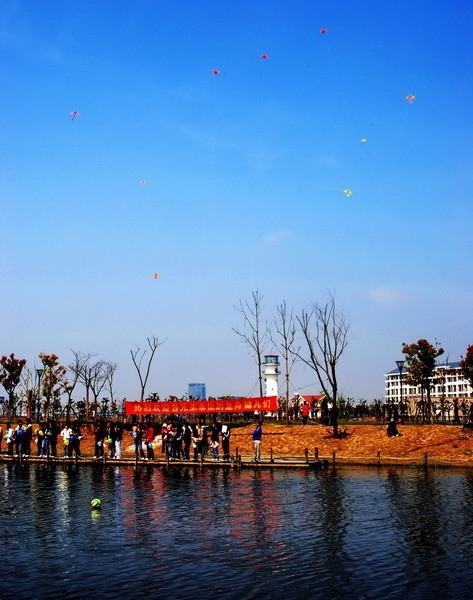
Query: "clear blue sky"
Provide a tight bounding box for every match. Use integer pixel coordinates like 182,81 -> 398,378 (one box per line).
1,0 -> 472,402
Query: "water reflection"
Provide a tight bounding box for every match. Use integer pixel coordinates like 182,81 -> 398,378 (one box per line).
385,468 -> 473,599
311,471 -> 352,592
2,465 -> 473,599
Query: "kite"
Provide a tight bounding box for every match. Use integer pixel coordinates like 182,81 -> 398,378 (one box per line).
343,189 -> 353,197
139,180 -> 147,185
320,29 -> 328,34
70,111 -> 80,120
153,273 -> 160,279
260,54 -> 269,59
211,69 -> 220,75
360,138 -> 367,142
405,94 -> 415,103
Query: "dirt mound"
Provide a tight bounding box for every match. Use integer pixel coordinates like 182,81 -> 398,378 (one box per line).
68,423 -> 473,466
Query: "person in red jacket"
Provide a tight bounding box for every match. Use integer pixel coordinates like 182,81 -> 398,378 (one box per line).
145,424 -> 155,460
301,401 -> 310,425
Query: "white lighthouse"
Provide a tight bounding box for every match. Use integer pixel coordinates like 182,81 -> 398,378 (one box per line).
263,354 -> 279,397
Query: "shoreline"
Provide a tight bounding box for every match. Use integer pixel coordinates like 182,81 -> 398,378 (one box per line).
1,454 -> 471,469
2,423 -> 472,469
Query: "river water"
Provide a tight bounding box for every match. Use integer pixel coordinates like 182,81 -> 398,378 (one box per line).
1,462 -> 473,600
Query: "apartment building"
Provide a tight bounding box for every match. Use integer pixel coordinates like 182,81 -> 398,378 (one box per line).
385,361 -> 472,408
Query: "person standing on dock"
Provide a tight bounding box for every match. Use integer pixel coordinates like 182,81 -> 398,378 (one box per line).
23,418 -> 33,456
105,421 -> 116,458
14,420 -> 24,457
60,423 -> 72,457
114,421 -> 124,459
5,423 -> 15,456
252,421 -> 262,463
70,421 -> 83,458
93,419 -> 106,458
221,425 -> 231,461
193,421 -> 205,460
145,424 -> 155,460
135,424 -> 146,459
210,421 -> 220,461
182,420 -> 192,460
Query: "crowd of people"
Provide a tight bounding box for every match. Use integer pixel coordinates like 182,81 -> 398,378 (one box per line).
0,417 -> 264,462
128,419 -> 233,462
1,418 -> 86,458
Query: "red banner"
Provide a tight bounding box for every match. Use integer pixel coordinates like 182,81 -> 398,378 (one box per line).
125,396 -> 278,416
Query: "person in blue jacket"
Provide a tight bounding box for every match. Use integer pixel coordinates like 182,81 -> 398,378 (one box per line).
252,421 -> 262,462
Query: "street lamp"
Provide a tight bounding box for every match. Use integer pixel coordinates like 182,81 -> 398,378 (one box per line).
36,368 -> 44,421
396,360 -> 405,420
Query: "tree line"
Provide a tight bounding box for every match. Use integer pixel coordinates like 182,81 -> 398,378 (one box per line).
232,291 -> 473,432
2,288 -> 473,435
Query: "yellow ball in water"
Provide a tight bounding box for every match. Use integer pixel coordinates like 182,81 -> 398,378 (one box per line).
90,498 -> 101,509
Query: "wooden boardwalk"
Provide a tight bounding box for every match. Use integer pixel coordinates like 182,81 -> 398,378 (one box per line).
1,453 -> 471,469
0,453 -> 324,469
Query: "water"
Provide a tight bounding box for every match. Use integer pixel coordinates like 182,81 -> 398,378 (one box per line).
2,463 -> 473,600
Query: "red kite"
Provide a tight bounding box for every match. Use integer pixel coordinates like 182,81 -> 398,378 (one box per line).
320,29 -> 328,34
70,111 -> 80,120
260,54 -> 269,59
405,94 -> 415,103
211,69 -> 220,75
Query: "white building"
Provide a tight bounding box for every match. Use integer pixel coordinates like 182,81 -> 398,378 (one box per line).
385,361 -> 472,408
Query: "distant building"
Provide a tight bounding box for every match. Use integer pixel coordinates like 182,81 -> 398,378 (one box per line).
385,361 -> 472,416
188,383 -> 206,400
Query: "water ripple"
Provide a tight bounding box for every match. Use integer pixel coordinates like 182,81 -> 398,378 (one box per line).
1,465 -> 473,599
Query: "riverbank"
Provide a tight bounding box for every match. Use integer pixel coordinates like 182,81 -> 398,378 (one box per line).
2,422 -> 472,467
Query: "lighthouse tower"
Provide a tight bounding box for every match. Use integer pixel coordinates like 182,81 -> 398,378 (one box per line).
263,354 -> 279,397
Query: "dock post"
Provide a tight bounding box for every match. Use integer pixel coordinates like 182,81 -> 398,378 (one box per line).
424,452 -> 428,469
377,451 -> 381,467
332,451 -> 336,466
305,448 -> 309,465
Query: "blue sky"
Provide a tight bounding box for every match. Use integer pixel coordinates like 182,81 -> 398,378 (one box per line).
1,0 -> 472,403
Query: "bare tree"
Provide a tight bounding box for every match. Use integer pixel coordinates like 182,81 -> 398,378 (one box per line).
294,294 -> 349,438
88,359 -> 109,418
104,361 -> 118,415
233,290 -> 270,397
61,366 -> 81,421
69,351 -> 97,417
131,336 -> 166,402
38,353 -> 67,420
18,367 -> 34,419
272,300 -> 299,425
